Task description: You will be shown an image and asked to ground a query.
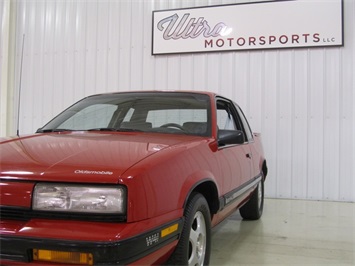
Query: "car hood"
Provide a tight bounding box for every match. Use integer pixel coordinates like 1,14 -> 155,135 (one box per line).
0,132 -> 201,183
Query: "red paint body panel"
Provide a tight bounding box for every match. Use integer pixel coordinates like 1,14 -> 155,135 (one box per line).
0,182 -> 34,207
0,132 -> 197,183
0,91 -> 267,265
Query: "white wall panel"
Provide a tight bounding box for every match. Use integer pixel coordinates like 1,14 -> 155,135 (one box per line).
0,0 -> 7,135
292,50 -> 309,199
6,0 -> 355,202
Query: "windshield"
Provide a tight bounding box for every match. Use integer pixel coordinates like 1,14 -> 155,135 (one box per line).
38,92 -> 211,137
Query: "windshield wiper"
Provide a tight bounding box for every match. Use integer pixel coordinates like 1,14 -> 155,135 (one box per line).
37,127 -> 144,133
117,128 -> 143,132
36,128 -> 74,133
87,128 -> 117,131
88,128 -> 143,132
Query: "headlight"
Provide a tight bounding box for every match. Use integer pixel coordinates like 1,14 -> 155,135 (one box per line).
33,183 -> 126,214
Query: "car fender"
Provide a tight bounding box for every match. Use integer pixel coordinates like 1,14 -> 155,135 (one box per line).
178,170 -> 220,215
121,140 -> 219,222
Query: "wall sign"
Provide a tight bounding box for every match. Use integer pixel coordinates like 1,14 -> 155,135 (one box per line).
152,0 -> 343,55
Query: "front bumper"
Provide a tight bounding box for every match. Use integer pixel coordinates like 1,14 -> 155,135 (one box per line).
0,218 -> 183,265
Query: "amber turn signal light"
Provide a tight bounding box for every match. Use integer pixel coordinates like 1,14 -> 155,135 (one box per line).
33,249 -> 93,265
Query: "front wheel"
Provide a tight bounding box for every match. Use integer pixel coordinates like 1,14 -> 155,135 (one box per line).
239,177 -> 264,220
167,193 -> 211,266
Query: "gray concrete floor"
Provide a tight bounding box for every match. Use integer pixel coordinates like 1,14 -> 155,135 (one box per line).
210,198 -> 355,265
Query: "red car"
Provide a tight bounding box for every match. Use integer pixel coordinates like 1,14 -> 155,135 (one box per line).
0,91 -> 267,265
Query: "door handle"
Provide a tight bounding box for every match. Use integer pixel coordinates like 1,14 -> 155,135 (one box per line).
246,153 -> 252,159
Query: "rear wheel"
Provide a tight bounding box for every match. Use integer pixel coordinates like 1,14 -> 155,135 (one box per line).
167,193 -> 211,266
239,177 -> 264,220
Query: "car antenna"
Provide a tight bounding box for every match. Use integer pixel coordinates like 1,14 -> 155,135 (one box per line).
16,34 -> 25,137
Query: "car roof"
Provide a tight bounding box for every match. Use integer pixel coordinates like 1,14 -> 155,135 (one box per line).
86,90 -> 219,99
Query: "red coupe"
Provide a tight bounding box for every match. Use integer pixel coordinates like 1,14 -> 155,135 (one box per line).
0,91 -> 267,265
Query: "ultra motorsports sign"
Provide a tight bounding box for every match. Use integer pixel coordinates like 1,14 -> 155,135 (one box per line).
152,0 -> 343,55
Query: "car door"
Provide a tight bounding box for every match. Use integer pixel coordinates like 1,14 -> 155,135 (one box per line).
234,103 -> 260,178
215,98 -> 253,197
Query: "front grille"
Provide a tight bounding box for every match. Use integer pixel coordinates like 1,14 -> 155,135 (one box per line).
0,207 -> 29,221
0,206 -> 125,223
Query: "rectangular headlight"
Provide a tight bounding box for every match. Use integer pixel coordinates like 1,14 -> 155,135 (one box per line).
33,183 -> 126,214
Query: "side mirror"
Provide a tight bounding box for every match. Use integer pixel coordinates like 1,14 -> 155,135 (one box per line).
218,129 -> 245,146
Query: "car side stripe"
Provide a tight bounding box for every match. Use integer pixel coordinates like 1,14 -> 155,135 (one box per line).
219,173 -> 262,210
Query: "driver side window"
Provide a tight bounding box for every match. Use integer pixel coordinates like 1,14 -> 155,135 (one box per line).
216,99 -> 241,131
217,109 -> 237,130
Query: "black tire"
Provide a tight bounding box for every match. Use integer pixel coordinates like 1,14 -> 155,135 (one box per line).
239,177 -> 264,220
167,193 -> 211,266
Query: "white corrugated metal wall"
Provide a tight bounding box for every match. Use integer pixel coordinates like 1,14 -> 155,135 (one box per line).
3,0 -> 355,201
